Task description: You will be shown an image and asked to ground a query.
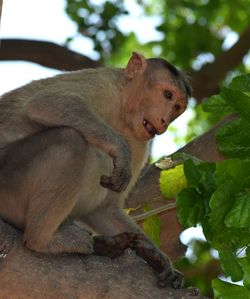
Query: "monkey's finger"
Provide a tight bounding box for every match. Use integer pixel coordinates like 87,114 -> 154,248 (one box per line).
93,235 -> 128,258
171,270 -> 183,289
99,175 -> 125,192
112,169 -> 131,191
158,268 -> 183,289
99,175 -> 115,189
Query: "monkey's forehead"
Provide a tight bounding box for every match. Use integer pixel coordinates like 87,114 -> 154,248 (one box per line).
148,69 -> 189,101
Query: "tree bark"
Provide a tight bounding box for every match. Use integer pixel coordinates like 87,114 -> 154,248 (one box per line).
0,219 -> 207,299
0,39 -> 100,70
192,26 -> 250,102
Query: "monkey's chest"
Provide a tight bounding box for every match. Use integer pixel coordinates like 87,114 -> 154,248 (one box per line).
70,146 -> 113,217
69,141 -> 148,219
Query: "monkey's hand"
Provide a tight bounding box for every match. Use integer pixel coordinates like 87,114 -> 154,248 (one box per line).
131,233 -> 183,289
100,139 -> 132,192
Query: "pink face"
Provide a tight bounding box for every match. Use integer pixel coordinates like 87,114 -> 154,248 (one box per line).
142,79 -> 187,139
123,52 -> 188,141
125,77 -> 187,141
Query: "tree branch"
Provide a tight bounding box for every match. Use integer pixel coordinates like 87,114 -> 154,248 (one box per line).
192,26 -> 250,102
0,39 -> 100,70
0,220 -> 207,299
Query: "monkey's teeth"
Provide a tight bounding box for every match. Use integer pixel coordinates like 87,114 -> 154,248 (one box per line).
143,119 -> 157,137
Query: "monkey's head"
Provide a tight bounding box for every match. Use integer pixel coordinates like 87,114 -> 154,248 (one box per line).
123,52 -> 191,140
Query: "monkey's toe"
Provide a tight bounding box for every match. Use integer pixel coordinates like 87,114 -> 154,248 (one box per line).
158,268 -> 183,289
81,238 -> 94,255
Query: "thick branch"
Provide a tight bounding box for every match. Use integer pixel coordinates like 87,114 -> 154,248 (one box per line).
0,220 -> 206,299
0,39 -> 100,70
192,26 -> 250,102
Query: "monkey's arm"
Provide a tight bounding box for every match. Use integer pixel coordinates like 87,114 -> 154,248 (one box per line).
26,93 -> 131,192
83,204 -> 182,288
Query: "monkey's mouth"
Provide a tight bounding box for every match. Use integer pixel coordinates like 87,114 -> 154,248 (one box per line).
143,119 -> 157,137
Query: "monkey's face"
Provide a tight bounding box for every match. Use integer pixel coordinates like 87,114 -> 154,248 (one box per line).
123,52 -> 189,141
124,71 -> 187,141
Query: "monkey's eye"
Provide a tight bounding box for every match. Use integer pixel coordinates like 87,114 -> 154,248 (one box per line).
175,104 -> 181,112
163,90 -> 173,100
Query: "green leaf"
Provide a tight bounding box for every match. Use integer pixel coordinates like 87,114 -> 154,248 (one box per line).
183,159 -> 201,187
183,160 -> 215,194
209,181 -> 237,228
219,249 -> 244,281
202,94 -> 234,115
230,74 -> 250,93
215,159 -> 250,189
143,215 -> 161,247
176,188 -> 204,228
216,119 -> 250,159
221,87 -> 250,121
247,247 -> 250,260
197,162 -> 216,196
224,192 -> 250,228
213,279 -> 250,299
240,257 -> 250,288
159,164 -> 187,198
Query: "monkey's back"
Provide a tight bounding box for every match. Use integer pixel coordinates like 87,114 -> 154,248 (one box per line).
0,67 -> 124,149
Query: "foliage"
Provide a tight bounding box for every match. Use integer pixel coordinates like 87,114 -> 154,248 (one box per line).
160,74 -> 250,297
175,240 -> 221,297
143,210 -> 161,247
65,0 -> 250,71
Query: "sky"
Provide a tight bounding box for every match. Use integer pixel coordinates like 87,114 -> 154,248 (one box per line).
0,0 -> 193,159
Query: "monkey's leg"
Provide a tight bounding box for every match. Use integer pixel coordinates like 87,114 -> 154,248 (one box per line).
0,128 -> 93,255
83,204 -> 182,288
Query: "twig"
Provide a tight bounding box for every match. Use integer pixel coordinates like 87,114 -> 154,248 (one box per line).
132,202 -> 176,221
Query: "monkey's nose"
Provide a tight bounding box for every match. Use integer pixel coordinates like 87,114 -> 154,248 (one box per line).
157,123 -> 169,135
160,116 -> 170,127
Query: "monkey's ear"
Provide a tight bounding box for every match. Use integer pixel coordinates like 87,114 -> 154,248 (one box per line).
125,52 -> 147,79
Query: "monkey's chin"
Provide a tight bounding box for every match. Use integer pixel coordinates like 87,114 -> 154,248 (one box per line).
132,127 -> 154,141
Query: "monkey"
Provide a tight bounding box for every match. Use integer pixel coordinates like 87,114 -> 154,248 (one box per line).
0,52 -> 191,288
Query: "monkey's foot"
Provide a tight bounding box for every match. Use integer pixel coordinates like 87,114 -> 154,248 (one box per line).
94,232 -> 183,288
131,233 -> 183,288
93,232 -> 133,258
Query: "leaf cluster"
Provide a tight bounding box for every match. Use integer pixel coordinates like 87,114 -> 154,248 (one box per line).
161,74 -> 250,297
65,0 -> 129,60
65,0 -> 250,71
